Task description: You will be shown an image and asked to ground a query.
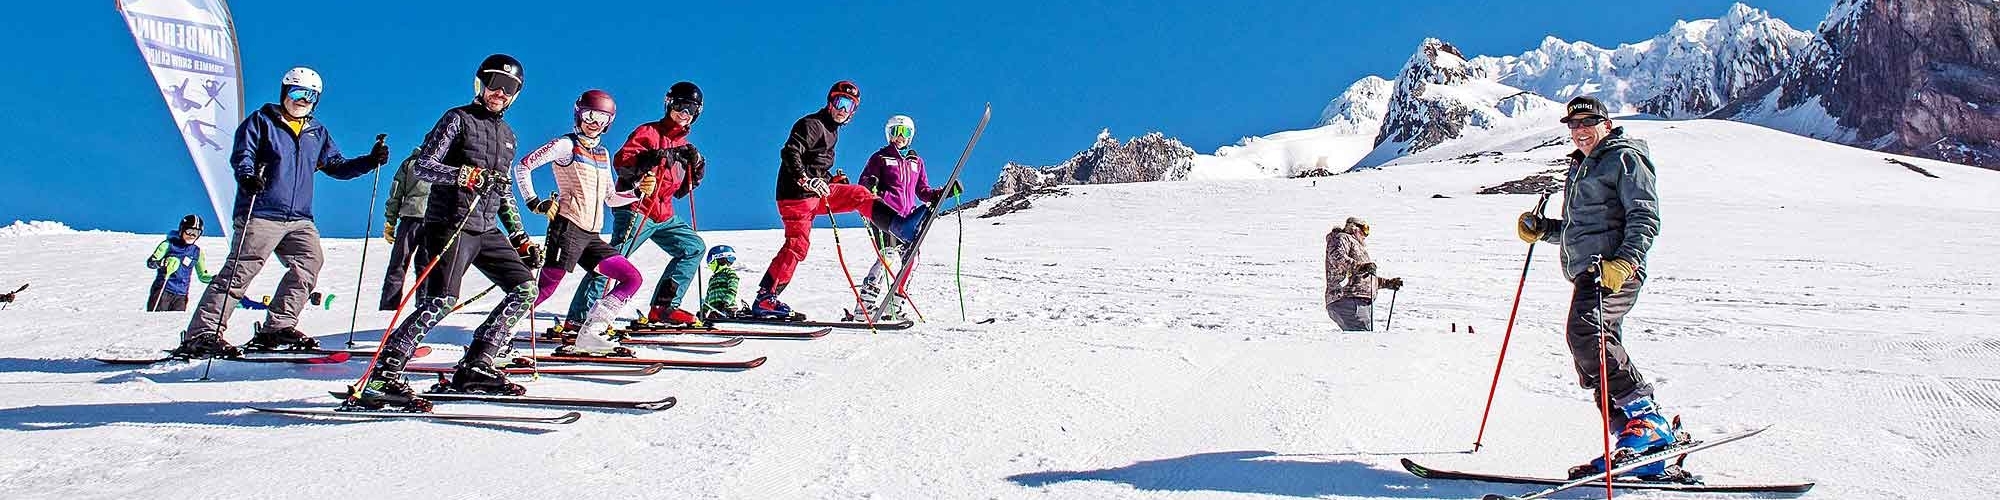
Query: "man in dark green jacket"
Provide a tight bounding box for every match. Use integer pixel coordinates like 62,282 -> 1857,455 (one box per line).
380,149 -> 431,310
1516,96 -> 1678,481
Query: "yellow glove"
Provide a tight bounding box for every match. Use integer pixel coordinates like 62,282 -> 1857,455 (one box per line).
637,172 -> 658,197
383,222 -> 397,244
1599,258 -> 1636,293
1515,212 -> 1545,244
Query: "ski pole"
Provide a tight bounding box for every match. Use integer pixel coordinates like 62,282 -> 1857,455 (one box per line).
1384,288 -> 1398,331
1593,256 -> 1614,500
954,191 -> 967,322
824,196 -> 876,331
689,189 -> 703,325
346,141 -> 386,347
447,283 -> 500,314
201,165 -> 266,378
1472,191 -> 1553,451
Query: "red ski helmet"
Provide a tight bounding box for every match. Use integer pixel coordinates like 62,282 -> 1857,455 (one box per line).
575,89 -> 616,115
828,80 -> 860,107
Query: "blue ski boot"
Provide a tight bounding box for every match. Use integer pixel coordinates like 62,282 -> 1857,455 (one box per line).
750,291 -> 796,319
1568,396 -> 1691,482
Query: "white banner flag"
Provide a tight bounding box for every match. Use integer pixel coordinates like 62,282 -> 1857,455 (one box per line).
116,0 -> 244,237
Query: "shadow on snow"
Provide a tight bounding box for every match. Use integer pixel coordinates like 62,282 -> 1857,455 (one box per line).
0,400 -> 558,434
1006,450 -> 1485,498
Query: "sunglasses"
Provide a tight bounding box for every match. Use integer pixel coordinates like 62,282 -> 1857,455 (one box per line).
1564,116 -> 1607,129
578,109 -> 613,126
889,124 -> 914,139
667,100 -> 702,117
285,86 -> 319,104
831,96 -> 856,112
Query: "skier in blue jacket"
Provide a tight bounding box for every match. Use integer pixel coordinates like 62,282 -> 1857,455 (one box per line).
175,67 -> 390,358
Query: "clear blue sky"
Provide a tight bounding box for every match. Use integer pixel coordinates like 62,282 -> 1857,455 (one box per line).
0,0 -> 1831,237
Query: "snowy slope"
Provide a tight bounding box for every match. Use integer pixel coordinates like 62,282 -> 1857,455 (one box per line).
1,119 -> 1997,499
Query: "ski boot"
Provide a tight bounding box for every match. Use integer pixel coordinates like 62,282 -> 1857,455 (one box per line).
542,321 -> 581,340
628,305 -> 700,329
344,366 -> 433,412
1568,397 -> 1691,481
244,325 -> 319,351
553,320 -> 634,357
437,361 -> 526,395
843,299 -> 904,322
750,292 -> 800,320
171,332 -> 242,359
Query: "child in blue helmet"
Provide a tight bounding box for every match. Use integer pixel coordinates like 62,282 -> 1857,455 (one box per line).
701,245 -> 745,319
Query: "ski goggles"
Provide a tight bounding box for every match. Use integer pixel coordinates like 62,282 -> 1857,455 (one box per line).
284,86 -> 319,104
667,100 -> 702,118
889,124 -> 914,139
577,109 -> 614,126
831,95 -> 857,112
479,72 -> 522,96
1563,116 -> 1607,129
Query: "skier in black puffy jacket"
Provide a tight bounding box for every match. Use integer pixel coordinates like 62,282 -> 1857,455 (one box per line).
349,54 -> 538,412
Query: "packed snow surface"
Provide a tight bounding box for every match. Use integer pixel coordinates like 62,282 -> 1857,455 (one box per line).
0,120 -> 1995,499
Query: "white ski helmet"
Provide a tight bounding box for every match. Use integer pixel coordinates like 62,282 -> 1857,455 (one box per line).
281,67 -> 323,93
885,115 -> 915,143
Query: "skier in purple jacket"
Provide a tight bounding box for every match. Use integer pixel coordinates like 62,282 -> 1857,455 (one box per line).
850,115 -> 960,321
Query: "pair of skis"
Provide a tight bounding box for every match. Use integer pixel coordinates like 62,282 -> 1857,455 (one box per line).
255,373 -> 682,424
93,345 -> 434,366
702,315 -> 914,331
1402,426 -> 1813,498
516,334 -> 748,348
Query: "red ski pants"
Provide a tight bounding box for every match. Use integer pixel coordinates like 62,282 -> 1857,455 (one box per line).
759,184 -> 877,294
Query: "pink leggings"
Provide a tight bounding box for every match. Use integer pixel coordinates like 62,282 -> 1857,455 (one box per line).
534,255 -> 641,308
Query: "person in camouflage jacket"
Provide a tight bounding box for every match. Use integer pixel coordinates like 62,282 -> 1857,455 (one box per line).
1325,217 -> 1402,331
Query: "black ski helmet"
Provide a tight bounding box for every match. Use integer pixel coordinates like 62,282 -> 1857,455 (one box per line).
667,81 -> 703,106
475,54 -> 525,95
179,214 -> 203,233
665,81 -> 703,122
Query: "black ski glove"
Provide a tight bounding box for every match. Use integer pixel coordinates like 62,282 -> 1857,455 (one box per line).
511,232 -> 543,268
526,194 -> 558,216
368,134 -> 391,166
634,148 -> 670,169
237,173 -> 265,194
671,144 -> 704,189
459,166 -> 510,194
1382,277 -> 1404,290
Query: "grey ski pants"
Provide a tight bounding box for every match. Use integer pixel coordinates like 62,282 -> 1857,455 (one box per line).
185,217 -> 323,338
1326,296 -> 1375,331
